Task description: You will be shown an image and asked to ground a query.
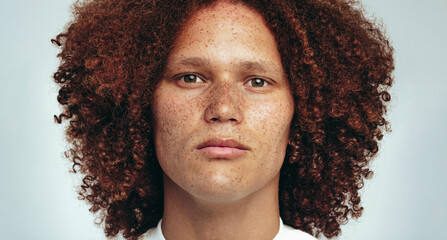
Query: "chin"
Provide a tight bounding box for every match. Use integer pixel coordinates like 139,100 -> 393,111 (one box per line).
187,175 -> 252,203
191,187 -> 249,204
188,173 -> 277,204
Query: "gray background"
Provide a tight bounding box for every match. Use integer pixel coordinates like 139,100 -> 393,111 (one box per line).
1,0 -> 446,239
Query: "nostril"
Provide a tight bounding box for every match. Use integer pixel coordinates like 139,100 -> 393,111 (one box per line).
204,91 -> 243,123
209,117 -> 238,123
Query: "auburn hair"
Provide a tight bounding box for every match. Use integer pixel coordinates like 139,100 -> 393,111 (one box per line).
53,0 -> 393,239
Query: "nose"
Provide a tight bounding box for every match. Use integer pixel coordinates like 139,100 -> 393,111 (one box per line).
204,81 -> 243,124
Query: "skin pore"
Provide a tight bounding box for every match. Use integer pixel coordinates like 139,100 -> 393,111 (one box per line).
151,1 -> 294,239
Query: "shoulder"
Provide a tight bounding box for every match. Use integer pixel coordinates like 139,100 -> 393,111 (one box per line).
139,220 -> 165,240
275,224 -> 317,240
140,218 -> 317,240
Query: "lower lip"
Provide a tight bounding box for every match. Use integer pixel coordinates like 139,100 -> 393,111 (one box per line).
198,146 -> 247,159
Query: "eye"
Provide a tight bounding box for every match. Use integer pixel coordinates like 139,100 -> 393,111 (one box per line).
247,78 -> 269,87
180,74 -> 204,83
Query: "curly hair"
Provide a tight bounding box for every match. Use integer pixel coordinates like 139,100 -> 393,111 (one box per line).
52,0 -> 393,239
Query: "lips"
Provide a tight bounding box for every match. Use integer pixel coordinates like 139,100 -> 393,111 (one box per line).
197,138 -> 249,159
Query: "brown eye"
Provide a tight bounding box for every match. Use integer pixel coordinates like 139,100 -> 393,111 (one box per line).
249,78 -> 268,87
180,74 -> 204,83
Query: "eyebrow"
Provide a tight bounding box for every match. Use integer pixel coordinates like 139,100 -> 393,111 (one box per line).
178,57 -> 212,68
170,57 -> 275,74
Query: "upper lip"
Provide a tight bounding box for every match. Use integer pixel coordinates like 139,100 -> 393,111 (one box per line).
197,138 -> 250,150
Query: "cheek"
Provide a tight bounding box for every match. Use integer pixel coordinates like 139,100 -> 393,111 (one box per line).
152,90 -> 200,164
249,97 -> 294,141
154,92 -> 195,135
249,96 -> 294,168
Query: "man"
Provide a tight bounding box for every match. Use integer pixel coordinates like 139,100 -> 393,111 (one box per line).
53,0 -> 393,239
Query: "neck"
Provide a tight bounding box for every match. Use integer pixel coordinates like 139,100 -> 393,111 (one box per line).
161,174 -> 281,240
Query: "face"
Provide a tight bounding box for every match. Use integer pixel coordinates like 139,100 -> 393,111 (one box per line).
152,1 -> 294,203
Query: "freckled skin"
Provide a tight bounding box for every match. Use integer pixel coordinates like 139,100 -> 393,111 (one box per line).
152,2 -> 294,203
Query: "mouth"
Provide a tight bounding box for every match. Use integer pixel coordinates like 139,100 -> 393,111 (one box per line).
197,138 -> 249,159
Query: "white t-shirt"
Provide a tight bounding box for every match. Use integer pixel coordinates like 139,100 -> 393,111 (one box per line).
141,218 -> 317,240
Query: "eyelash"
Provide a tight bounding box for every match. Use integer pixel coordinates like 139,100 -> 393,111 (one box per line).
179,74 -> 205,83
247,78 -> 269,87
178,74 -> 270,88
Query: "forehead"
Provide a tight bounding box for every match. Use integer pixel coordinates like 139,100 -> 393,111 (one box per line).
168,1 -> 282,70
188,1 -> 267,31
